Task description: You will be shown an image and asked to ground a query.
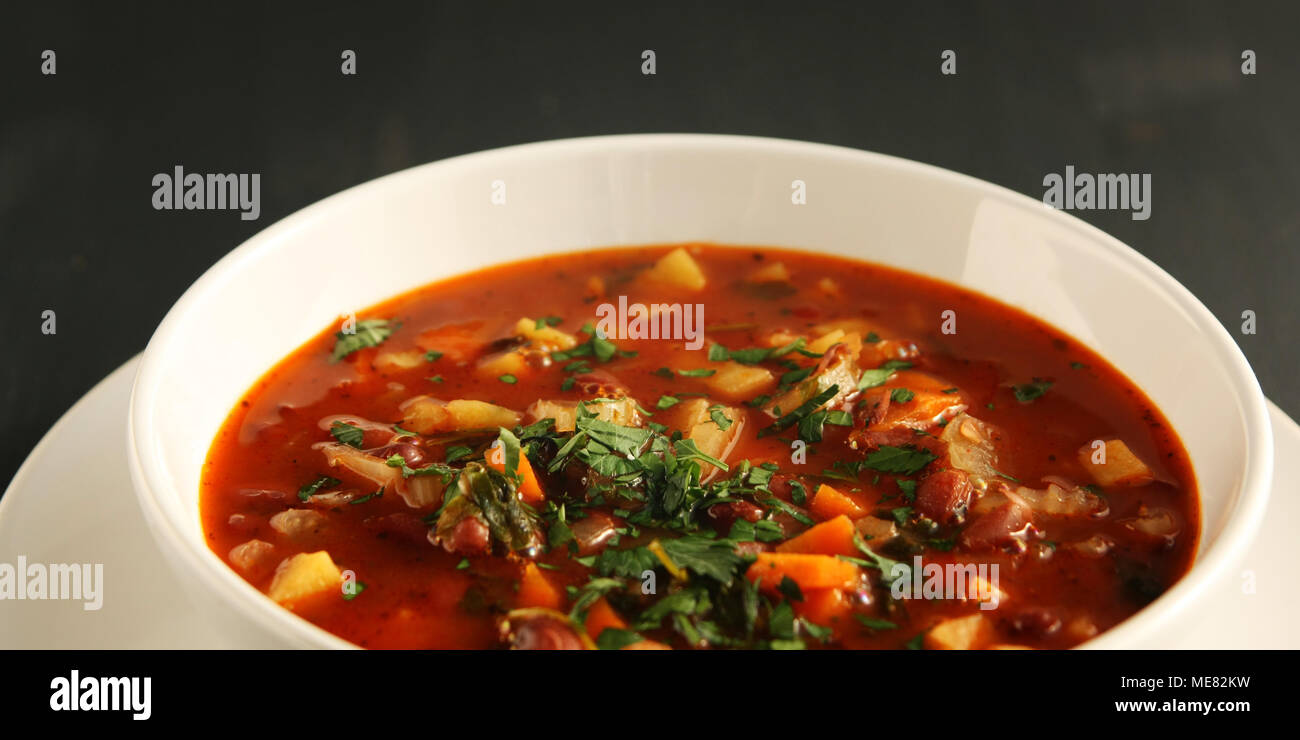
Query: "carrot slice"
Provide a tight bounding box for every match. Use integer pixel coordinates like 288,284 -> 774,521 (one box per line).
793,588 -> 854,635
776,515 -> 859,557
516,562 -> 563,610
809,484 -> 868,520
746,552 -> 861,592
584,597 -> 628,641
487,445 -> 546,504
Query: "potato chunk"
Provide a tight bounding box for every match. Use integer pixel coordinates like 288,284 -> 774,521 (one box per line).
706,362 -> 776,402
400,396 -> 521,434
267,551 -> 343,605
663,398 -> 744,480
513,318 -> 577,352
643,247 -> 706,291
924,613 -> 994,650
524,397 -> 644,432
1078,439 -> 1154,487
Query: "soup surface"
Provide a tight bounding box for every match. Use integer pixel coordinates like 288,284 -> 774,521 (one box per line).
201,244 -> 1198,649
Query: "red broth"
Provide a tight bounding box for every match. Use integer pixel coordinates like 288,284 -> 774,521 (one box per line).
200,244 -> 1198,649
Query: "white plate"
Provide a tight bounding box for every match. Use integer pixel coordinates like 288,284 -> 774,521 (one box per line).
0,354 -> 1296,648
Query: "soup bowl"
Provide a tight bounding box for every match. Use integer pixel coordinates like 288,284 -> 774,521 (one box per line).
127,134 -> 1273,649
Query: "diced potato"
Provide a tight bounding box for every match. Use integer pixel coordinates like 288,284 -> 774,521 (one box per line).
806,329 -> 846,355
643,247 -> 706,291
400,396 -> 521,434
748,261 -> 790,283
706,362 -> 776,402
476,349 -> 529,378
989,644 -> 1034,650
812,318 -> 875,337
267,551 -> 343,604
525,397 -> 643,432
1078,439 -> 1154,487
664,398 -> 744,480
373,349 -> 425,372
513,318 -> 577,352
924,613 -> 994,650
447,399 -> 522,430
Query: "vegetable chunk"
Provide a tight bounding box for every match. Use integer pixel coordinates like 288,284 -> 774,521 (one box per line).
642,247 -> 707,291
1078,439 -> 1154,487
268,551 -> 343,605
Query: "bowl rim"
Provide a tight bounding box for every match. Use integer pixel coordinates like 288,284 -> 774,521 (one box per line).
127,133 -> 1274,650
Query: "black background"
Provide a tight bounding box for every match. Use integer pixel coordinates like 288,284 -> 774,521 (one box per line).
2,1 -> 1297,490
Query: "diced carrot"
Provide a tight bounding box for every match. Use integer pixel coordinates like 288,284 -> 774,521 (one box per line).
793,588 -> 854,635
516,562 -> 563,610
487,445 -> 546,504
776,515 -> 858,557
622,640 -> 672,650
746,552 -> 861,593
809,484 -> 868,520
584,597 -> 628,641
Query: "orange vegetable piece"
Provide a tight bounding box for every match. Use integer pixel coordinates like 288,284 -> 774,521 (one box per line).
516,562 -> 563,610
487,444 -> 546,504
776,515 -> 859,557
793,588 -> 854,635
622,640 -> 672,650
809,484 -> 868,520
584,597 -> 628,641
746,552 -> 861,593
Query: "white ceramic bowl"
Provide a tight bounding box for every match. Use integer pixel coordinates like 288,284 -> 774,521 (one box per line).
127,134 -> 1273,649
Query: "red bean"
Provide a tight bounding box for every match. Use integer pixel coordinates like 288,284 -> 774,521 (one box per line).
915,470 -> 973,525
444,517 -> 491,555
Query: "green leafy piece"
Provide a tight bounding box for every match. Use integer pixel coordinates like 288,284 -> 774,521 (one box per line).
856,368 -> 894,391
677,368 -> 716,378
656,394 -> 681,410
658,536 -> 743,582
444,445 -> 473,463
297,475 -> 340,502
424,350 -> 443,362
854,615 -> 898,631
596,628 -> 645,650
329,420 -> 365,448
330,319 -> 396,362
761,384 -> 840,439
1013,379 -> 1053,403
861,445 -> 937,475
499,374 -> 518,384
349,488 -> 384,505
709,406 -> 733,431
890,388 -> 915,403
342,581 -> 367,601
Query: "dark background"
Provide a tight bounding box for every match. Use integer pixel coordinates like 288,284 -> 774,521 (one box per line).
2,1 -> 1296,490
